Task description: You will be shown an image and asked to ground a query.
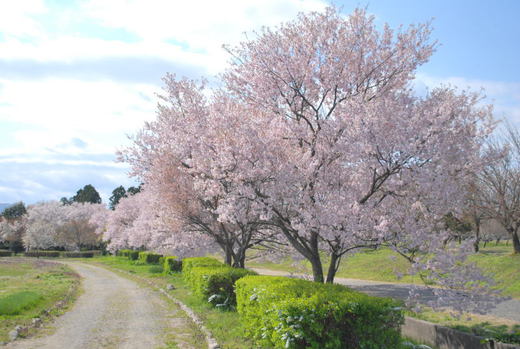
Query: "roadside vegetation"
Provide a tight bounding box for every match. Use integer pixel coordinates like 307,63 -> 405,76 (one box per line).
247,242 -> 520,298
246,243 -> 520,345
0,258 -> 80,342
79,253 -> 427,349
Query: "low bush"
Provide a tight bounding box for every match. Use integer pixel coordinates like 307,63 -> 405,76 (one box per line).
82,250 -> 102,256
163,256 -> 182,274
24,251 -> 61,258
236,275 -> 403,349
138,251 -> 163,264
0,291 -> 43,315
0,250 -> 12,257
185,266 -> 257,309
182,257 -> 224,276
128,250 -> 139,261
117,249 -> 132,257
63,251 -> 94,258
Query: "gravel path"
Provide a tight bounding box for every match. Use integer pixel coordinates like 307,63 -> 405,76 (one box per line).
7,262 -> 191,349
252,268 -> 520,323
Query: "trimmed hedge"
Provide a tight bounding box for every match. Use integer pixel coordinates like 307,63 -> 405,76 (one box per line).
181,257 -> 224,277
185,266 -> 257,308
84,250 -> 102,256
24,251 -> 61,258
236,275 -> 403,349
63,251 -> 94,258
0,250 -> 12,257
163,256 -> 182,274
117,249 -> 132,257
138,251 -> 163,264
128,250 -> 139,261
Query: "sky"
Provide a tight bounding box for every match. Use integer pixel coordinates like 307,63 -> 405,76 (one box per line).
1,0 -> 519,205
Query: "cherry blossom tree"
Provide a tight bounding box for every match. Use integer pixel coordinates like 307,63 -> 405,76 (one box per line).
221,7 -> 495,286
24,201 -> 63,250
0,217 -> 26,252
119,6 -> 500,313
59,202 -> 106,250
24,201 -> 106,251
476,123 -> 520,254
121,79 -> 281,267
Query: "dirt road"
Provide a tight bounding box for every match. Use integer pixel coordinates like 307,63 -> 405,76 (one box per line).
7,262 -> 197,349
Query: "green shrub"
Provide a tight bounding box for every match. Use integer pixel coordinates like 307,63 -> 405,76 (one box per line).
128,250 -> 139,261
182,257 -> 224,276
163,256 -> 182,274
185,266 -> 257,309
138,251 -> 163,264
0,250 -> 12,257
0,291 -> 43,315
117,249 -> 132,257
236,275 -> 403,349
24,251 -> 61,258
63,251 -> 94,258
82,250 -> 102,256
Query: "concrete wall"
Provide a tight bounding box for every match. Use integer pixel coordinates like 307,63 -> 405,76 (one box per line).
402,317 -> 520,349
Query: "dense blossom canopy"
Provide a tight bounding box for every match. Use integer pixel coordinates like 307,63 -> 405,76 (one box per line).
116,7 -> 500,312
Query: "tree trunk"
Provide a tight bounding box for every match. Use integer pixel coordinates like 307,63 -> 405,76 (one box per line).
232,248 -> 246,268
224,245 -> 232,265
474,222 -> 481,253
309,254 -> 324,283
326,252 -> 341,284
512,231 -> 520,254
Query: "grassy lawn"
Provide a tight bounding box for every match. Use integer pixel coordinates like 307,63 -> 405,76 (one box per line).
89,256 -> 428,349
246,243 -> 520,298
468,244 -> 520,299
0,257 -> 80,342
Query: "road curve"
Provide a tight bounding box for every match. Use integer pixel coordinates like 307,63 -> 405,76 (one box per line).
7,262 -> 177,349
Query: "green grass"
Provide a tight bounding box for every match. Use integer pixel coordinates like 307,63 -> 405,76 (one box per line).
0,291 -> 42,315
0,258 -> 80,342
247,243 -> 520,298
468,244 -> 520,298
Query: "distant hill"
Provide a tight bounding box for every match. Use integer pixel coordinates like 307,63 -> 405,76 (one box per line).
0,203 -> 12,214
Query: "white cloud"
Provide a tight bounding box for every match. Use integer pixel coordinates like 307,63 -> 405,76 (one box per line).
0,78 -> 157,154
0,0 -> 47,39
415,73 -> 520,125
0,0 -> 327,75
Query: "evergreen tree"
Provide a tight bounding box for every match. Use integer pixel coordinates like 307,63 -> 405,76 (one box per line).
72,184 -> 102,204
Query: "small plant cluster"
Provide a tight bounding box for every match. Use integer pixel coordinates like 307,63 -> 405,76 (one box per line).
181,257 -> 257,309
116,249 -> 166,264
236,275 -> 403,349
163,256 -> 182,274
0,250 -> 12,257
137,251 -> 163,265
